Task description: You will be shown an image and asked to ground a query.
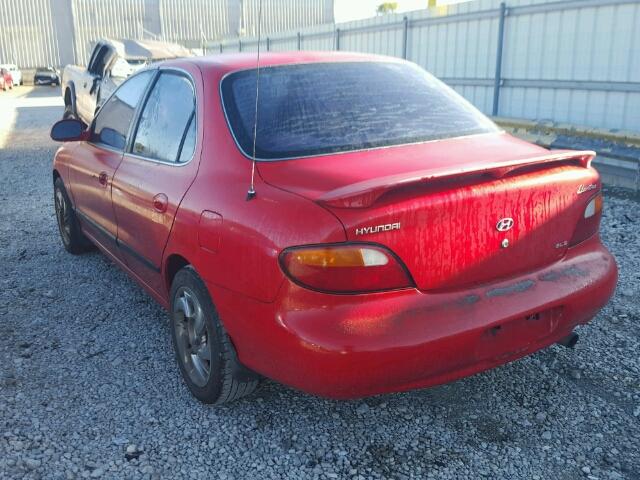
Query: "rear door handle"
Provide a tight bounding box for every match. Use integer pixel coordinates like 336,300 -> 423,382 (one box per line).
152,193 -> 168,213
98,171 -> 108,186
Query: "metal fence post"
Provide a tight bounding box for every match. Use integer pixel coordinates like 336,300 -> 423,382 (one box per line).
492,2 -> 507,116
266,37 -> 270,51
402,16 -> 409,59
219,43 -> 223,54
297,32 -> 302,50
238,39 -> 242,52
335,28 -> 340,51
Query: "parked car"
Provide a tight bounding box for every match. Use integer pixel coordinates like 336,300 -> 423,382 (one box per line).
62,38 -> 191,125
50,53 -> 617,405
0,63 -> 22,85
34,67 -> 60,86
0,67 -> 13,90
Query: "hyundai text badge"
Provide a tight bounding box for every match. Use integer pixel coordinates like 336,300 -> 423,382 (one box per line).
355,222 -> 401,236
496,218 -> 514,232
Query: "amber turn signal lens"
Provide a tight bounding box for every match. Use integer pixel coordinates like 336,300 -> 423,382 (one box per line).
292,247 -> 389,268
280,244 -> 413,293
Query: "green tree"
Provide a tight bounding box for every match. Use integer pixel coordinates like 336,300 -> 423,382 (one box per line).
376,2 -> 398,15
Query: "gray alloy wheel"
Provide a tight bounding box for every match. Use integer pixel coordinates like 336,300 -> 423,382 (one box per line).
169,266 -> 260,404
173,287 -> 212,388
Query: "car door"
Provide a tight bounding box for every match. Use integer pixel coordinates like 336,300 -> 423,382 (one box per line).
67,70 -> 154,254
112,68 -> 200,294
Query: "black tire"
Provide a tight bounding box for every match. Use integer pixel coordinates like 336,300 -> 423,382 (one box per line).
170,266 -> 259,404
54,177 -> 93,254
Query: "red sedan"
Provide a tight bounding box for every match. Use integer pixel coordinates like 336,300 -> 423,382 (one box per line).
1,67 -> 13,91
50,52 -> 617,404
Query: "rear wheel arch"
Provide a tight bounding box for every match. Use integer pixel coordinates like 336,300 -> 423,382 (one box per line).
164,259 -> 253,373
168,263 -> 260,403
165,253 -> 190,294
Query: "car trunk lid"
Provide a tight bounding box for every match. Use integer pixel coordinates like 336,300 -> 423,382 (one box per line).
258,133 -> 599,291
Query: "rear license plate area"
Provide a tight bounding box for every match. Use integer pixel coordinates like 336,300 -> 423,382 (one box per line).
475,308 -> 561,361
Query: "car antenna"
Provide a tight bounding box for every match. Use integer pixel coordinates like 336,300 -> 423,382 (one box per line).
247,0 -> 263,201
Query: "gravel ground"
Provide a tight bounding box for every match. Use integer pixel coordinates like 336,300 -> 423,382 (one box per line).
1,87 -> 639,480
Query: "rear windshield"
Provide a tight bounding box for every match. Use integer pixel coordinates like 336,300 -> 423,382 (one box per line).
221,61 -> 498,160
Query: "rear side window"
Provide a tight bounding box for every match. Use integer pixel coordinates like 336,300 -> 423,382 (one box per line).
221,61 -> 498,160
132,73 -> 195,163
92,70 -> 153,150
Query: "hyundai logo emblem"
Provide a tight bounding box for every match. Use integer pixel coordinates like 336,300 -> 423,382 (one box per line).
496,217 -> 514,232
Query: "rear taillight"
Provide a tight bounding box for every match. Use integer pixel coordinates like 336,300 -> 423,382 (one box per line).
569,192 -> 603,246
280,244 -> 413,293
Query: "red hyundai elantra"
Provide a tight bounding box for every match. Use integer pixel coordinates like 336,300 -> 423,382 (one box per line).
51,52 -> 617,404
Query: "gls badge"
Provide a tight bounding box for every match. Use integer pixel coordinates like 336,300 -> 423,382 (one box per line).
355,222 -> 401,236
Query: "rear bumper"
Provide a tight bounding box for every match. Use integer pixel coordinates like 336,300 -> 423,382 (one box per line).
210,236 -> 617,399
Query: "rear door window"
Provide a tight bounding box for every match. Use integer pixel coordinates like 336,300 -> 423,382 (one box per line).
221,61 -> 498,160
91,70 -> 153,150
131,72 -> 196,163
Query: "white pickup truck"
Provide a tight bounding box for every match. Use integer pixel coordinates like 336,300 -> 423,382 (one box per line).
61,38 -> 192,124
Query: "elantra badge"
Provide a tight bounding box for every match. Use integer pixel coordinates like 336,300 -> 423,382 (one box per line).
577,183 -> 597,194
496,218 -> 514,232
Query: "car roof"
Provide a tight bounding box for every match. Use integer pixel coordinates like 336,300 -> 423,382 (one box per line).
161,51 -> 405,76
101,38 -> 192,60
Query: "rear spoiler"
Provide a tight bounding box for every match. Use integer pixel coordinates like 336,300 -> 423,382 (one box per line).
318,150 -> 595,209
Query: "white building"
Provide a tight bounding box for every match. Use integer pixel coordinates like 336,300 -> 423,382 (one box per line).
0,0 -> 335,67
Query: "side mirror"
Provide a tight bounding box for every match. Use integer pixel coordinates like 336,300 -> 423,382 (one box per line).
50,119 -> 88,142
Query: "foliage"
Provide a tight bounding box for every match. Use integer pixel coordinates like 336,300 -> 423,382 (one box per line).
376,2 -> 398,15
